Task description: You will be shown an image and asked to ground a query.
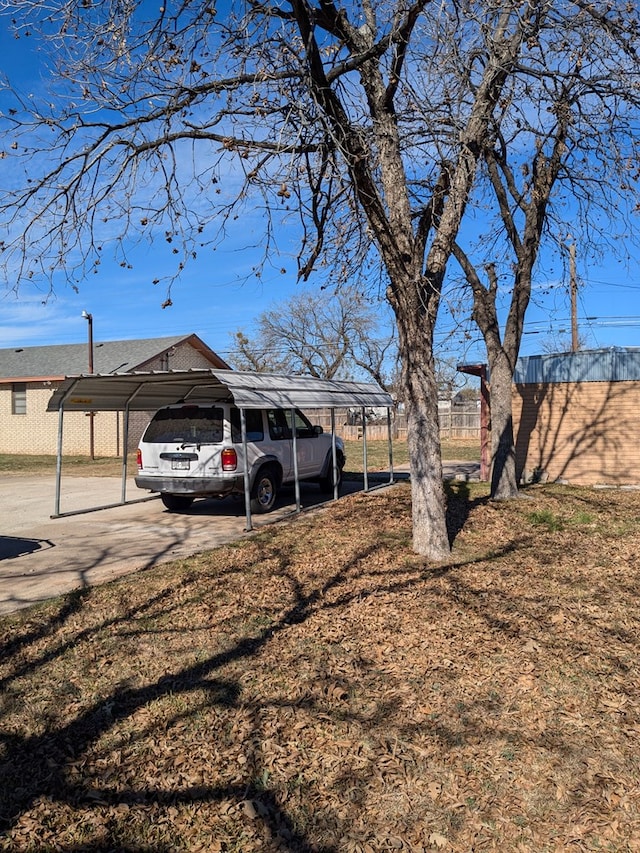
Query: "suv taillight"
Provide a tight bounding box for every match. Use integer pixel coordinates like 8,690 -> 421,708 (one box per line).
136,448 -> 143,470
221,448 -> 237,471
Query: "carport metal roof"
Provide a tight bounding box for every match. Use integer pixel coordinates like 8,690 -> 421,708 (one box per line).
47,368 -> 394,412
47,369 -> 395,524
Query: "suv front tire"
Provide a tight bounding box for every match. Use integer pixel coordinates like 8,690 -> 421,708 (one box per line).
318,450 -> 345,493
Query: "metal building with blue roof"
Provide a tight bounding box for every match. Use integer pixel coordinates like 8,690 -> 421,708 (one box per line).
512,348 -> 640,486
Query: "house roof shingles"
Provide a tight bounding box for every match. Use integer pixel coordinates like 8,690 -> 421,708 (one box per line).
0,335 -> 229,381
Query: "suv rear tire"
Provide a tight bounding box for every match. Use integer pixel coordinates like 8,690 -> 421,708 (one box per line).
161,494 -> 195,512
250,467 -> 278,514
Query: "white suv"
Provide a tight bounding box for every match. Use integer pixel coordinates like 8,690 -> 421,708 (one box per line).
135,403 -> 345,513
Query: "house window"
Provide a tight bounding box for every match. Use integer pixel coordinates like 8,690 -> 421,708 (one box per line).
12,383 -> 26,415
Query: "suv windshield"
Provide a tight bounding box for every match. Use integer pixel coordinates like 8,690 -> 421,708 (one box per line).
143,406 -> 224,444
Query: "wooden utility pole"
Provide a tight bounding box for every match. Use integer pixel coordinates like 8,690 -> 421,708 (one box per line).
82,310 -> 95,459
569,242 -> 579,352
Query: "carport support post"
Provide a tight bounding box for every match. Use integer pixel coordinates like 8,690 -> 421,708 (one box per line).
289,408 -> 301,513
361,407 -> 369,492
121,404 -> 132,504
331,408 -> 338,501
54,404 -> 65,517
121,385 -> 146,504
240,408 -> 253,532
51,376 -> 81,518
387,408 -> 394,483
120,408 -> 128,503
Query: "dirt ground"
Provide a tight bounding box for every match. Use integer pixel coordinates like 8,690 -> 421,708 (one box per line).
0,481 -> 638,852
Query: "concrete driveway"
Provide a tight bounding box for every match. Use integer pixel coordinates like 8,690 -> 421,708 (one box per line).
0,473 -> 378,616
0,462 -> 478,616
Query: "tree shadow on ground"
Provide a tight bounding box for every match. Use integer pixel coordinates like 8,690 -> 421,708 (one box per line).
0,586 -> 91,665
0,486 -> 632,852
0,535 -> 395,850
445,480 -> 489,546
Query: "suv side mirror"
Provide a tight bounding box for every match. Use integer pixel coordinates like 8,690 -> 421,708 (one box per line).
313,424 -> 323,436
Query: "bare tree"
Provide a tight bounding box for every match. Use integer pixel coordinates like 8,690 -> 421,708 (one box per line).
540,333 -> 591,356
228,286 -> 396,386
451,9 -> 640,498
0,1 -> 584,556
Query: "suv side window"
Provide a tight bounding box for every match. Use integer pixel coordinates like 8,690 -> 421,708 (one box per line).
291,409 -> 316,439
267,409 -> 316,440
267,409 -> 291,440
230,408 -> 265,442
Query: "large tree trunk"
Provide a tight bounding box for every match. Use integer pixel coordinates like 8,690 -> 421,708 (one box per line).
394,284 -> 450,560
454,256 -> 525,501
486,347 -> 518,499
405,363 -> 450,558
484,268 -> 532,500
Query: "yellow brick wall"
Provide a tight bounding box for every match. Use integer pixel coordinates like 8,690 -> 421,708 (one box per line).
0,384 -> 127,455
144,344 -> 219,372
513,380 -> 640,486
0,341 -> 227,457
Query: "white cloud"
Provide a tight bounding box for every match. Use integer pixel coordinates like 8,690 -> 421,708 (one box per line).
0,287 -> 83,345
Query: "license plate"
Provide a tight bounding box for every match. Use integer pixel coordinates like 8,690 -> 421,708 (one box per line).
171,459 -> 190,470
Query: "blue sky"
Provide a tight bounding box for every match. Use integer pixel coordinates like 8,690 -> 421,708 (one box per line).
0,9 -> 332,362
1,11 -> 640,367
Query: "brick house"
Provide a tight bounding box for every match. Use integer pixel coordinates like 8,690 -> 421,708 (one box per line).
0,334 -> 230,456
513,348 -> 640,486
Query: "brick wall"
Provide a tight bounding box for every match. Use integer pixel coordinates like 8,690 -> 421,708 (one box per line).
513,380 -> 640,486
147,343 -> 219,372
0,384 -> 127,455
0,341 -> 226,457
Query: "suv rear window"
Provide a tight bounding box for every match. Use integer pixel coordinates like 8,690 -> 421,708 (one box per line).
143,406 -> 224,444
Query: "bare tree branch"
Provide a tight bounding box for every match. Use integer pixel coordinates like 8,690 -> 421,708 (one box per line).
0,0 -> 638,555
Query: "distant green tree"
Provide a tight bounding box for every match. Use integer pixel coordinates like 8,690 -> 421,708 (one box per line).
453,387 -> 480,405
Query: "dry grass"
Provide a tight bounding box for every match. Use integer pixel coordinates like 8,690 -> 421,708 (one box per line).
343,438 -> 479,472
1,481 -> 639,852
0,454 -> 138,476
0,440 -> 479,479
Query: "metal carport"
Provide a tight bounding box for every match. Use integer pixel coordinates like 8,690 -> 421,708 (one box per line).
47,369 -> 395,527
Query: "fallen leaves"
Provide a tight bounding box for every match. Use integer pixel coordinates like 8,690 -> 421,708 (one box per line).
0,483 -> 639,851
